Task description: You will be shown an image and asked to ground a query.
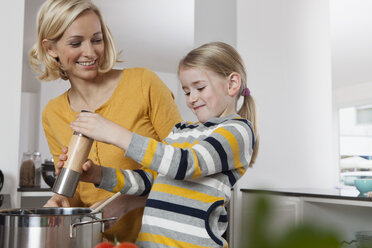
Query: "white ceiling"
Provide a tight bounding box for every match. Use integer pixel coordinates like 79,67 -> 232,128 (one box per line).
95,0 -> 194,73
23,0 -> 371,92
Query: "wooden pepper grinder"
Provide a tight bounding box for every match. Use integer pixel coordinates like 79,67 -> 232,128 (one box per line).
52,110 -> 94,198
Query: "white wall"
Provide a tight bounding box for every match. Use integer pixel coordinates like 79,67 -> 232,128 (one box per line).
234,0 -> 337,246
156,72 -> 196,122
194,0 -> 236,47
236,0 -> 335,189
19,92 -> 40,162
37,80 -> 70,163
0,0 -> 25,207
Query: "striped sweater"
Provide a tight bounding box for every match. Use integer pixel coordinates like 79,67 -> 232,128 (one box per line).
98,114 -> 255,248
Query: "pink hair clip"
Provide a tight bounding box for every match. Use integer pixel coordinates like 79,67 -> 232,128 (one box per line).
242,88 -> 251,96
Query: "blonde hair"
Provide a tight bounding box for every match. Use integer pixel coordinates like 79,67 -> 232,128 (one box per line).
178,42 -> 259,167
29,0 -> 118,81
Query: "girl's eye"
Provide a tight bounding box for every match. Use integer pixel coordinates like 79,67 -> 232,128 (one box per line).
184,92 -> 190,96
197,87 -> 205,91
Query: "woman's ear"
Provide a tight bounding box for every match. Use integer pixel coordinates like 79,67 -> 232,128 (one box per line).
42,39 -> 58,58
227,72 -> 242,97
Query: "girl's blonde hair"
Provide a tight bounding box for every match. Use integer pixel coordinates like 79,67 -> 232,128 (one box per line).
29,0 -> 117,81
178,42 -> 259,167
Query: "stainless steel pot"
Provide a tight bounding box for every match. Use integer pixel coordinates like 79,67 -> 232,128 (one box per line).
0,207 -> 117,248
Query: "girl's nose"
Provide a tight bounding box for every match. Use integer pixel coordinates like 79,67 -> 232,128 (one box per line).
190,91 -> 199,103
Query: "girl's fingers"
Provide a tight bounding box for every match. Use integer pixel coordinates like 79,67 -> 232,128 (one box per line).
82,162 -> 90,171
82,159 -> 93,171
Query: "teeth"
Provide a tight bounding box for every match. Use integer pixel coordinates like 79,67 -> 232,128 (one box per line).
78,60 -> 95,66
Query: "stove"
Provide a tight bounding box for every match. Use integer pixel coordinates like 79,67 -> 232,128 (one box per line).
0,194 -> 10,209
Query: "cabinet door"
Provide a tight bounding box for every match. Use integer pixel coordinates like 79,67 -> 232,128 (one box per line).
239,192 -> 301,247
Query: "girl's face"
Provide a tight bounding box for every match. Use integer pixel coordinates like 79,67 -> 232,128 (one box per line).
179,67 -> 237,123
47,10 -> 104,82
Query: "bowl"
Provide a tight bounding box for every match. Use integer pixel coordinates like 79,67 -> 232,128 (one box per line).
354,179 -> 372,196
41,162 -> 56,188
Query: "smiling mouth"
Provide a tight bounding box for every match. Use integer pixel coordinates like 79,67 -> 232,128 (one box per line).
77,59 -> 96,66
194,105 -> 205,111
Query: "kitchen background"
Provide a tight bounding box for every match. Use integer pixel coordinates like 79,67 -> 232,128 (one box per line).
1,0 -> 372,246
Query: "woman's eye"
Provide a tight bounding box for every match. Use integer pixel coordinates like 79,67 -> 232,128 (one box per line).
184,92 -> 190,96
92,38 -> 103,43
197,87 -> 205,91
69,42 -> 81,47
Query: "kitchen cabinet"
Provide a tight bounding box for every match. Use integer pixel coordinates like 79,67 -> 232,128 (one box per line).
239,188 -> 372,247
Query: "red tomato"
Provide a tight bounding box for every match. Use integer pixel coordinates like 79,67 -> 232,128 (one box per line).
115,242 -> 138,248
94,241 -> 115,248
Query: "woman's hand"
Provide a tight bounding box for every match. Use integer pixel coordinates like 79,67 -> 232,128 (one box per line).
70,112 -> 132,150
55,147 -> 68,175
43,194 -> 70,207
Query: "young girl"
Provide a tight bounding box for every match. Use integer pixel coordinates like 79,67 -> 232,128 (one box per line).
67,42 -> 259,248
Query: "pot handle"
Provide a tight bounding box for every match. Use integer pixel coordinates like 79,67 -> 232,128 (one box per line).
70,217 -> 118,238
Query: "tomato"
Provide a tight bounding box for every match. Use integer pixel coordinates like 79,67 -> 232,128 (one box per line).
115,242 -> 138,248
94,241 -> 115,248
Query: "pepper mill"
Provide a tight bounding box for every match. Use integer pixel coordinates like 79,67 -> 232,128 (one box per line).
52,111 -> 94,198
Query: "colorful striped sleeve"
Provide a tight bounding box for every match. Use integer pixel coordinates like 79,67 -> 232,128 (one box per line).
98,166 -> 157,196
125,118 -> 254,180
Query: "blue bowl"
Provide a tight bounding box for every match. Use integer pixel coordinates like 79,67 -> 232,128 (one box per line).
354,179 -> 372,196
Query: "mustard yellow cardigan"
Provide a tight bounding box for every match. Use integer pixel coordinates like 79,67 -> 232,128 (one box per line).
42,67 -> 182,242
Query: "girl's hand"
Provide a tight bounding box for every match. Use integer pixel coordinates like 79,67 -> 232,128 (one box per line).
70,112 -> 132,150
56,147 -> 102,184
80,159 -> 102,185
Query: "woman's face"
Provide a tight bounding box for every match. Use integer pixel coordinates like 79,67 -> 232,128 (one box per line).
48,10 -> 104,82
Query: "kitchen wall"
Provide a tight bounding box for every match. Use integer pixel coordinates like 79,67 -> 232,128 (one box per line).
234,0 -> 336,246
236,0 -> 336,190
0,0 -> 25,207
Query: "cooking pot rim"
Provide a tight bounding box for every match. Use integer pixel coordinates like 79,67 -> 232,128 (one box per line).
0,207 -> 101,216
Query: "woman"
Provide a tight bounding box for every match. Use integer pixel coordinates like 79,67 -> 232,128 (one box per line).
29,0 -> 182,242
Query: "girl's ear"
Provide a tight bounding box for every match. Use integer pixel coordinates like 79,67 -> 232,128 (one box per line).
227,72 -> 242,97
42,39 -> 58,58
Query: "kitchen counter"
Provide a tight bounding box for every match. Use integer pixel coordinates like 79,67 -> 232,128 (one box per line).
241,186 -> 371,202
17,187 -> 53,208
238,187 -> 372,248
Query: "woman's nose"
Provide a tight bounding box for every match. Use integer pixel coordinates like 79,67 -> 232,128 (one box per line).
82,42 -> 95,57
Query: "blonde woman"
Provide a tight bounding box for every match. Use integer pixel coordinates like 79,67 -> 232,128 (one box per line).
30,0 -> 182,243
